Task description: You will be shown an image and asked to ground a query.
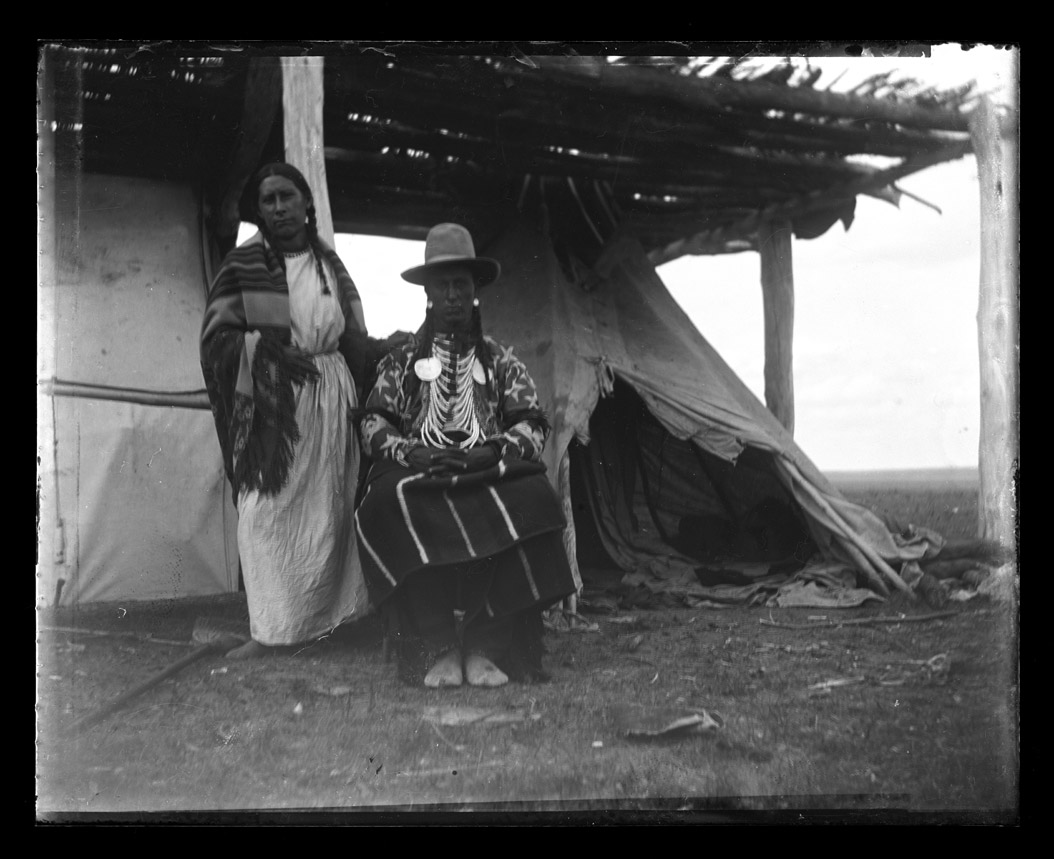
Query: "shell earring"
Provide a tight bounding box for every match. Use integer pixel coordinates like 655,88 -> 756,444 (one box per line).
427,299 -> 434,309
473,298 -> 480,307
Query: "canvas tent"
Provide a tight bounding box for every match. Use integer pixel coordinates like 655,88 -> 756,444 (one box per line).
480,218 -> 916,599
39,173 -> 239,604
37,44 -> 1013,607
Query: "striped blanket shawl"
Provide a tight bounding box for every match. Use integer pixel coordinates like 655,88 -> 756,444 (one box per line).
200,232 -> 370,499
355,458 -> 570,602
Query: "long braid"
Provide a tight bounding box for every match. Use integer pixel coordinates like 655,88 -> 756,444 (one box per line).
471,303 -> 495,403
304,204 -> 331,295
405,310 -> 435,407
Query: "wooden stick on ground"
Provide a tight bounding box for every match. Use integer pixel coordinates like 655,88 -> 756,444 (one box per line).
760,610 -> 958,630
62,618 -> 248,736
64,645 -> 219,736
39,626 -> 195,647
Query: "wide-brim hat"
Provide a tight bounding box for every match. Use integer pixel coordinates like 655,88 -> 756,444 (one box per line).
401,223 -> 501,287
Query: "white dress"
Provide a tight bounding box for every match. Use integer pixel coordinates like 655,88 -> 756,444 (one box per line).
235,249 -> 369,644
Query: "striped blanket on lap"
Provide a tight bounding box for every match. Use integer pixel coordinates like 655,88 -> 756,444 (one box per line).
355,458 -> 573,607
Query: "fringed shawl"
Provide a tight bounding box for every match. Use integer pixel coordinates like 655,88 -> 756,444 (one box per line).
200,232 -> 370,501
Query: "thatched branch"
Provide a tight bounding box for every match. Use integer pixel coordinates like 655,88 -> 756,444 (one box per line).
526,56 -> 972,133
648,139 -> 972,266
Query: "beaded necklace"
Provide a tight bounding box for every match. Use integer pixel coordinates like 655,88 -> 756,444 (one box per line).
417,335 -> 485,449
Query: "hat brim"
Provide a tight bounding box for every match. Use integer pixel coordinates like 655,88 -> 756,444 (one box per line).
401,256 -> 501,287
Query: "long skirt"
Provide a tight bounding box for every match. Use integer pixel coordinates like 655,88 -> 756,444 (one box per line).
355,457 -> 577,681
236,351 -> 369,645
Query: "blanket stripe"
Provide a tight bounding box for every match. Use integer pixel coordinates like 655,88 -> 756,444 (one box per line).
516,545 -> 541,601
443,490 -> 477,557
396,473 -> 431,564
354,458 -> 573,609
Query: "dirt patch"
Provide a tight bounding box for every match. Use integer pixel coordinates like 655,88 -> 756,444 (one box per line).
35,482 -> 1018,822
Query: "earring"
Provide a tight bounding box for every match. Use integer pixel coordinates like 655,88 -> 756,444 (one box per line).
426,300 -> 434,309
473,298 -> 480,307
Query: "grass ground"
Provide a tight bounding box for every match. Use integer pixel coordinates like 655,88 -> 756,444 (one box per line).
35,474 -> 1018,824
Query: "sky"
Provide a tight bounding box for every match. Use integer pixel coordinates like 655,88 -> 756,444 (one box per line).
244,43 -> 1019,473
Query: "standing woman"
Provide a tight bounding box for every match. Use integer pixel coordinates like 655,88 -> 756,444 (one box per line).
200,162 -> 395,659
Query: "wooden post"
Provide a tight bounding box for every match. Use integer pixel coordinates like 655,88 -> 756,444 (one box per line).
37,47 -> 61,584
213,57 -> 282,263
969,93 -> 1019,551
281,56 -> 334,246
758,218 -> 795,434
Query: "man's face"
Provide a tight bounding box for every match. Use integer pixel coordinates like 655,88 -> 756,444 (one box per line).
424,264 -> 476,331
257,175 -> 310,251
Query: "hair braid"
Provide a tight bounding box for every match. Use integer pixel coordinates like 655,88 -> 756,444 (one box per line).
405,311 -> 436,406
471,304 -> 495,402
305,205 -> 331,295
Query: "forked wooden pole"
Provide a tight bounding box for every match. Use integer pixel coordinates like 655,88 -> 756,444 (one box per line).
969,93 -> 1018,552
758,218 -> 795,435
282,56 -> 334,247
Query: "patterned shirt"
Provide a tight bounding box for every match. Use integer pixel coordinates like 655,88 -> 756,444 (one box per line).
360,334 -> 548,466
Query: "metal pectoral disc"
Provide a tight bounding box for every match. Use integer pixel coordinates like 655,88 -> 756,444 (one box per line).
415,357 -> 442,382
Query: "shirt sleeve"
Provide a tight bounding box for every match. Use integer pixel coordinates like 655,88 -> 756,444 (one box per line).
359,349 -> 416,466
488,342 -> 548,462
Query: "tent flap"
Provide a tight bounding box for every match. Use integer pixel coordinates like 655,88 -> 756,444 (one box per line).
481,218 -> 909,593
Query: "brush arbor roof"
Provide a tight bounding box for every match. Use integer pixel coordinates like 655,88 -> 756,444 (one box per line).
46,44 -> 978,264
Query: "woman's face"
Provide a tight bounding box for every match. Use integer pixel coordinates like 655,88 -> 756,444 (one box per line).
424,264 -> 476,333
257,175 -> 310,251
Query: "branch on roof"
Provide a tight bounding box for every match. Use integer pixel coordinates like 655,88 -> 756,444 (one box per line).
863,185 -> 903,207
861,183 -> 942,214
647,139 -> 972,266
326,60 -> 967,164
323,126 -> 880,202
891,184 -> 943,215
55,47 -> 984,252
525,56 -> 973,133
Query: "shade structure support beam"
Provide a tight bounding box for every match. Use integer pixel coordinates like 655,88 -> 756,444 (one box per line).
282,56 -> 334,247
38,47 -> 64,587
212,58 -> 282,263
758,218 -> 795,435
969,93 -> 1019,552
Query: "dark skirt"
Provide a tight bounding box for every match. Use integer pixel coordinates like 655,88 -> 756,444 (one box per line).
354,458 -> 577,683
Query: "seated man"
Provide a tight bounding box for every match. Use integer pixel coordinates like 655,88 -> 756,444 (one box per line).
355,223 -> 577,688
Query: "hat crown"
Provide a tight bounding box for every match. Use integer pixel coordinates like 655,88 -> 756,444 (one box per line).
423,223 -> 478,265
400,222 -> 501,286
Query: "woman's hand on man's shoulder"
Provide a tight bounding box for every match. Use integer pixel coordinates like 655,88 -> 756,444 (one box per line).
386,330 -> 415,349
